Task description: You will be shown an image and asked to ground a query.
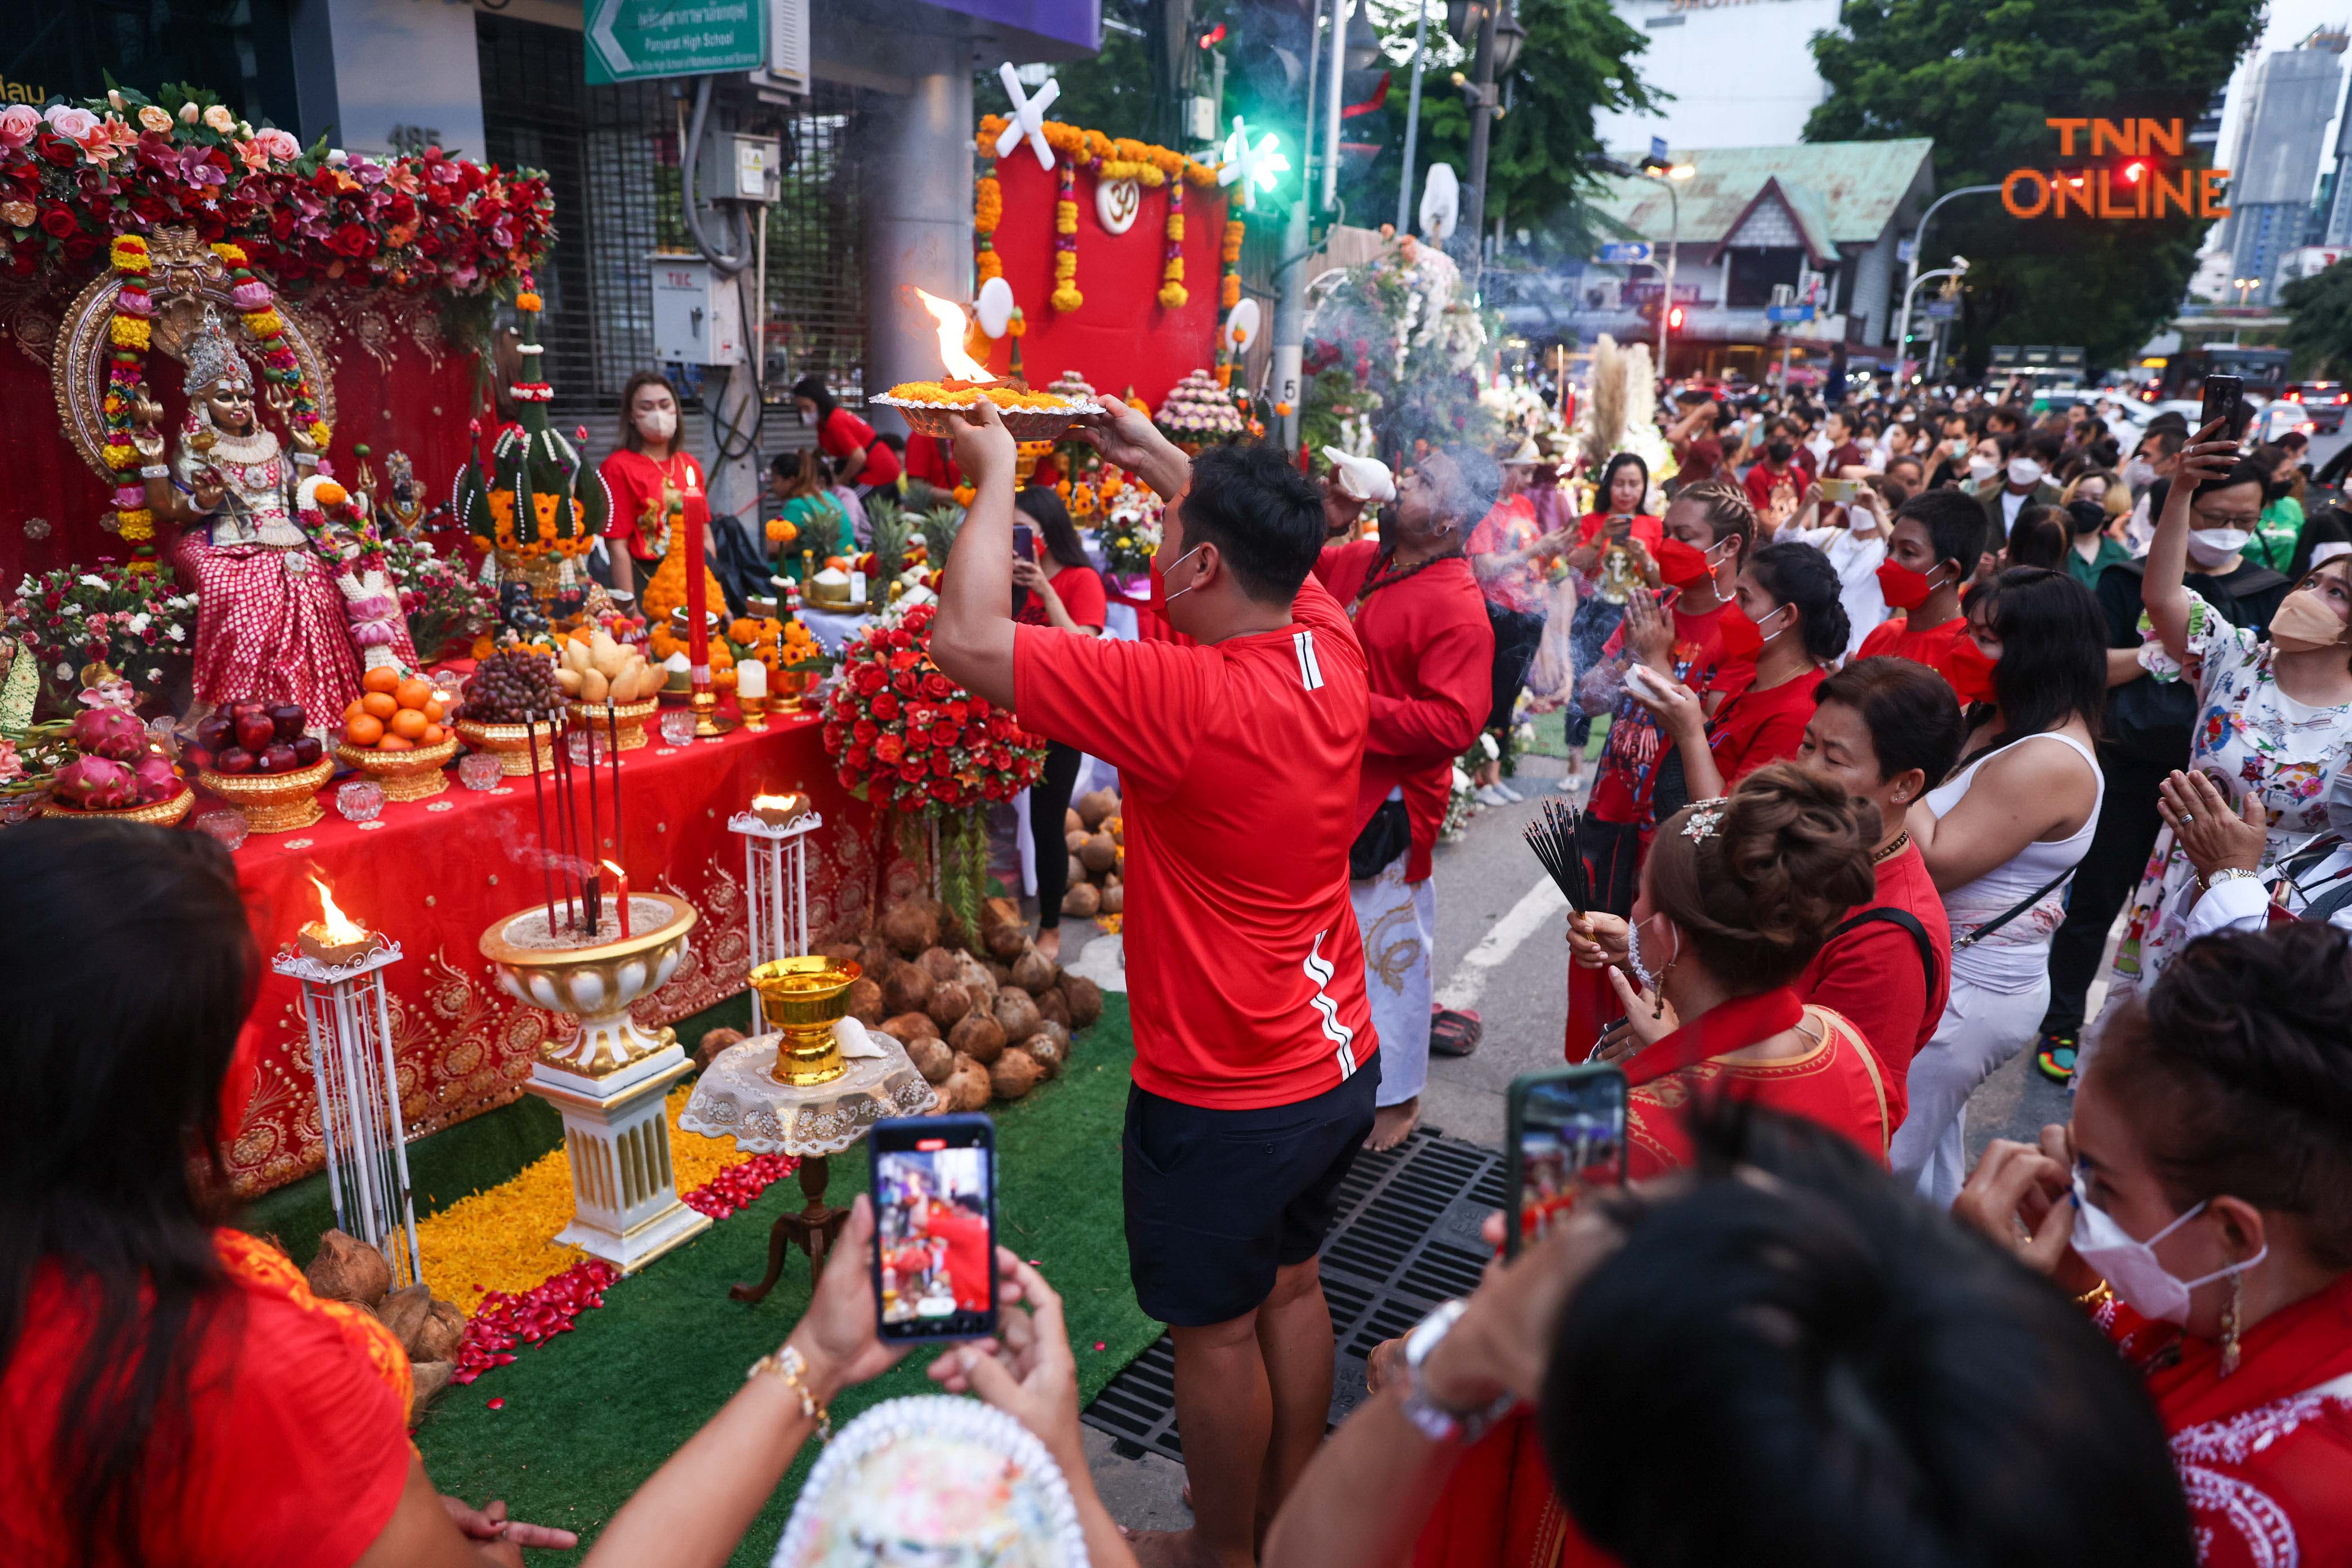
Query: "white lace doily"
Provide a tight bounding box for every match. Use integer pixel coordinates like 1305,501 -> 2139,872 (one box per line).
679,1032 -> 937,1157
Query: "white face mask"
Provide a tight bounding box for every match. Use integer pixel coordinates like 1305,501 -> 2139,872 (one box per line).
635,405 -> 678,442
2185,527 -> 2251,567
2069,1175 -> 2265,1325
1160,544 -> 1206,606
1756,604 -> 1791,644
2007,457 -> 2044,488
2123,456 -> 2155,489
1968,457 -> 2000,482
1627,912 -> 1678,992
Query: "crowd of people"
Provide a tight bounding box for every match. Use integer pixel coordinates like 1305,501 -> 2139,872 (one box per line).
5,375 -> 2350,1568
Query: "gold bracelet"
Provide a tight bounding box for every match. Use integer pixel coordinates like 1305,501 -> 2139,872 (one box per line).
2073,1279 -> 2114,1311
747,1343 -> 832,1441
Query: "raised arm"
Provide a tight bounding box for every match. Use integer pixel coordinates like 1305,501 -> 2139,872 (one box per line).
2142,418 -> 2238,667
929,400 -> 1022,709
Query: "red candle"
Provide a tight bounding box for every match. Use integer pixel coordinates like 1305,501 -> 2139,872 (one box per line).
683,497 -> 710,692
603,859 -> 631,938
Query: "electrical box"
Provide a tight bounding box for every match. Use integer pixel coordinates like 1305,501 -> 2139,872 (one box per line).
712,131 -> 783,203
650,255 -> 745,366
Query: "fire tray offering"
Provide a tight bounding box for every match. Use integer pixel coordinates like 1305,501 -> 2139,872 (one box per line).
874,380 -> 1101,443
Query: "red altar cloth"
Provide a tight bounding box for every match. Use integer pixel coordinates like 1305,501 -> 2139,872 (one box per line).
223,711 -> 896,1198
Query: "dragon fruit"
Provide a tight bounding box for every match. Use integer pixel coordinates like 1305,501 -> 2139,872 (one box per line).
52,755 -> 141,810
67,706 -> 149,763
131,754 -> 182,803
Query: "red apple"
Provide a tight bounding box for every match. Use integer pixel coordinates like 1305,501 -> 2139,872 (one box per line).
268,702 -> 306,741
260,742 -> 299,774
289,735 -> 324,766
194,715 -> 234,754
215,746 -> 255,775
234,712 -> 275,754
230,698 -> 266,719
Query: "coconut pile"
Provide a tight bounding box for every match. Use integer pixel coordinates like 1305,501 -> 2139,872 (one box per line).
817,895 -> 1104,1111
304,1228 -> 467,1408
1058,787 -> 1124,920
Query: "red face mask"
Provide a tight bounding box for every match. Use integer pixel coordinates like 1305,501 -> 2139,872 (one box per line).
1717,603 -> 1764,660
1654,536 -> 1714,589
1876,559 -> 1941,612
1946,635 -> 1999,705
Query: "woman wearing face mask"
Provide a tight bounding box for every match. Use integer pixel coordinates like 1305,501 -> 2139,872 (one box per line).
2249,440 -> 2307,573
2058,473 -> 2132,589
1621,541 -> 1849,801
791,375 -> 900,500
1558,453 -> 1663,785
1954,922 -> 2352,1568
2106,425 -> 2352,998
599,372 -> 720,606
1895,567 -> 2108,1205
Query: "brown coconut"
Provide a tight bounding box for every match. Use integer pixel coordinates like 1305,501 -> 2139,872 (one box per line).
878,899 -> 939,957
1080,832 -> 1117,875
695,1026 -> 746,1072
858,938 -> 897,979
1010,947 -> 1057,995
1062,974 -> 1104,1028
950,1010 -> 1008,1065
411,1360 -> 456,1409
986,958 -> 1016,988
847,975 -> 886,1026
919,946 -> 961,983
1076,787 -> 1118,829
943,1053 -> 993,1112
1065,807 -> 1085,835
1067,854 -> 1087,889
990,1047 -> 1045,1101
905,1035 -> 955,1084
377,1284 -> 434,1357
1035,985 -> 1072,1028
416,1298 -> 467,1364
1061,883 -> 1102,919
1023,1030 -> 1068,1078
927,981 -> 974,1030
1064,829 -> 1090,854
983,918 -> 1028,962
306,1230 -> 390,1306
882,961 -> 934,1017
993,987 -> 1043,1043
1100,883 -> 1125,915
951,950 -> 997,997
881,1012 -> 941,1046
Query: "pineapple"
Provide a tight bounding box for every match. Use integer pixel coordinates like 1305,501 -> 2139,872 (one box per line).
919,505 -> 963,573
866,496 -> 915,584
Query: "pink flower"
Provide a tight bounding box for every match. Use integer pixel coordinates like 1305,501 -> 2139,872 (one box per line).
44,105 -> 99,142
233,138 -> 269,173
254,127 -> 300,161
202,104 -> 235,133
0,105 -> 38,150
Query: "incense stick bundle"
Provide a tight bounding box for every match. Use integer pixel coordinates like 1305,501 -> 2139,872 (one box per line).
1523,797 -> 1590,914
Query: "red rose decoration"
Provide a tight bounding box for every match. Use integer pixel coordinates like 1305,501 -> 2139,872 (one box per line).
921,672 -> 954,702
852,663 -> 886,695
845,743 -> 870,768
875,733 -> 903,764
930,721 -> 958,748
820,611 -> 1045,810
893,670 -> 920,697
38,206 -> 77,239
931,753 -> 952,778
324,222 -> 373,259
899,761 -> 926,785
853,719 -> 879,744
870,691 -> 899,721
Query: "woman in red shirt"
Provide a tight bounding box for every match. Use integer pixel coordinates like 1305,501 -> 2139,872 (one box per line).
1011,487 -> 1107,961
599,372 -> 714,603
792,375 -> 901,497
1557,452 -> 1665,787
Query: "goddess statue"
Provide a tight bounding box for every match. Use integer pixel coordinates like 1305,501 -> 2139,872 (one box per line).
136,308 -> 414,725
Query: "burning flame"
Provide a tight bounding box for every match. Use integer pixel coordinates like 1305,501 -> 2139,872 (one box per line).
751,791 -> 804,812
602,858 -> 625,878
310,875 -> 367,943
913,288 -> 991,382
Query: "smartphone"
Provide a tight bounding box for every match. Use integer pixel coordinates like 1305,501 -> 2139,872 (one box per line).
1504,1065 -> 1629,1257
2199,375 -> 2250,442
870,1114 -> 999,1342
1012,523 -> 1036,560
1623,662 -> 1674,702
1818,477 -> 1860,504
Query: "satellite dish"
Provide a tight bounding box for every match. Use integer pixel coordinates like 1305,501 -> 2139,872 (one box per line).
1420,163 -> 1459,243
1224,297 -> 1262,353
975,276 -> 1015,338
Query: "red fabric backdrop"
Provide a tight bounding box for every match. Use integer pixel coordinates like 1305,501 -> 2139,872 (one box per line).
0,286 -> 482,583
224,712 -> 906,1198
983,153 -> 1230,411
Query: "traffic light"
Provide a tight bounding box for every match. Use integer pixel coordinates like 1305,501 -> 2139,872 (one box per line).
1667,305 -> 1686,333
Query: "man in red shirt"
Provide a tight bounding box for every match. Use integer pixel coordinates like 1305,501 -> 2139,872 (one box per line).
1822,407 -> 1869,478
1666,391 -> 1725,488
1743,422 -> 1806,527
1313,449 -> 1496,1150
933,398 -> 1375,1568
1854,489 -> 1989,688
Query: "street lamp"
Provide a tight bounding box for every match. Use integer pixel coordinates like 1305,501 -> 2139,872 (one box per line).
1454,0 -> 1518,274
1899,257 -> 1968,384
1640,161 -> 1691,373
1892,184 -> 2000,380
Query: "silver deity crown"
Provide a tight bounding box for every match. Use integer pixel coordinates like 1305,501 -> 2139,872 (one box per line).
182,305 -> 253,395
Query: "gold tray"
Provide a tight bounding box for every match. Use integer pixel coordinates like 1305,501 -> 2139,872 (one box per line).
38,782 -> 195,826
567,697 -> 658,752
335,736 -> 458,801
453,718 -> 556,776
197,756 -> 335,833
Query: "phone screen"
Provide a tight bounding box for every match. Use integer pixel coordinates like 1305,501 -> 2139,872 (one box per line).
1504,1066 -> 1628,1257
2199,375 -> 2248,442
1013,523 -> 1036,560
1819,478 -> 1859,504
871,1115 -> 998,1341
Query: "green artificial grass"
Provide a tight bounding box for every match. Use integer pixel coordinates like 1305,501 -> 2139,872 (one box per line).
412,995 -> 1152,1566
238,993 -> 756,1264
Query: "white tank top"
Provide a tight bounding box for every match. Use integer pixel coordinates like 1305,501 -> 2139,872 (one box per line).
1923,729 -> 2104,993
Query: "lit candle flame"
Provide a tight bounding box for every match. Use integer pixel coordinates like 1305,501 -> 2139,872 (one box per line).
912,288 -> 992,382
602,858 -> 625,877
751,792 -> 803,810
310,875 -> 366,943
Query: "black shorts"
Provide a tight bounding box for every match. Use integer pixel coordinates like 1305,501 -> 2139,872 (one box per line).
1122,1061 -> 1380,1327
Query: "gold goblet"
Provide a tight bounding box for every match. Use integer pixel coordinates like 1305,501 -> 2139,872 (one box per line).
749,956 -> 861,1087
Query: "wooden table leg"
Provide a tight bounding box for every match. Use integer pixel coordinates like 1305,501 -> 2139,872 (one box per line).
731,1153 -> 849,1303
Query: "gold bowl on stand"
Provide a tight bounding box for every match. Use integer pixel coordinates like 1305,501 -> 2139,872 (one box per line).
335,736 -> 457,802
749,956 -> 862,1087
568,697 -> 659,752
453,717 -> 556,777
197,757 -> 333,833
479,892 -> 700,1078
38,782 -> 197,827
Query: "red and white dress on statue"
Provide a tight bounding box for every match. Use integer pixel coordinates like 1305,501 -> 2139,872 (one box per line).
168,426 -> 413,722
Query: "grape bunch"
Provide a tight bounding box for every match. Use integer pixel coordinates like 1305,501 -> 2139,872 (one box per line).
460,651 -> 565,724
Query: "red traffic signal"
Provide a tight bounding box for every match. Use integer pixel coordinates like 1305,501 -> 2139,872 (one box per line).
1199,23 -> 1226,47
1667,305 -> 1686,332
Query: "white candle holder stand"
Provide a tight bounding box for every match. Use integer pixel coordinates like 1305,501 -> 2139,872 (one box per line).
729,803 -> 826,1034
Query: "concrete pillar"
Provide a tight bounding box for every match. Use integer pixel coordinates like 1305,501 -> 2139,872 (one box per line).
863,44 -> 974,430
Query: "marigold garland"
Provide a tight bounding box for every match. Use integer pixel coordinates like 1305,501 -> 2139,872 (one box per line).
213,241 -> 333,451
101,234 -> 158,558
1221,218 -> 1246,310
977,116 -> 1221,186
1051,158 -> 1083,313
974,172 -> 1004,286
1159,179 -> 1188,310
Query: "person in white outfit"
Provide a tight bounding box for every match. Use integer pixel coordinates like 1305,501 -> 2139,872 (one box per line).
1895,566 -> 2109,1205
1780,482 -> 1891,657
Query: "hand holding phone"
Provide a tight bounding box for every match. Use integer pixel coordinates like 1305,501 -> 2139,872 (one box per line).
1013,522 -> 1036,560
1505,1066 -> 1628,1257
871,1115 -> 999,1342
2198,375 -> 2251,444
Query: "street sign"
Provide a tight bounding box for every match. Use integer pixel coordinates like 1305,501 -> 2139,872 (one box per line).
1923,300 -> 1959,320
1896,238 -> 1916,264
1597,241 -> 1652,264
1649,136 -> 1669,164
587,0 -> 766,84
1623,282 -> 1700,304
1766,304 -> 1815,323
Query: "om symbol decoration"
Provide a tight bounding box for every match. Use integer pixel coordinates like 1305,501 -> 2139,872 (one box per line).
1095,176 -> 1142,235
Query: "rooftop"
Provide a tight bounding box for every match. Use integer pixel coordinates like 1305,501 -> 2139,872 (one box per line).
1588,139 -> 1936,251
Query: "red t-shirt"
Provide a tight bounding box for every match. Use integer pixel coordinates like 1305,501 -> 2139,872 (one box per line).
905,433 -> 960,488
1574,510 -> 1665,552
1743,461 -> 1805,519
1013,575 -> 1376,1108
1795,838 -> 1952,1128
1017,560 -> 1108,631
1,1242 -> 411,1567
819,407 -> 901,489
1825,440 -> 1868,476
1313,542 -> 1494,883
1855,614 -> 1971,686
1706,666 -> 1825,786
1676,436 -> 1724,486
600,448 -> 711,561
922,1201 -> 994,1312
1589,596 -> 1756,834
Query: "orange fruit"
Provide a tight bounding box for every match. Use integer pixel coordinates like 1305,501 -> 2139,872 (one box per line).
395,676 -> 433,711
389,708 -> 428,741
422,700 -> 445,722
376,733 -> 413,752
361,692 -> 398,721
345,714 -> 385,747
362,666 -> 401,694
344,699 -> 369,727
421,723 -> 446,747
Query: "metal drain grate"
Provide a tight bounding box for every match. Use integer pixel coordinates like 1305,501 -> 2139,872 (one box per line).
1083,1126 -> 1506,1464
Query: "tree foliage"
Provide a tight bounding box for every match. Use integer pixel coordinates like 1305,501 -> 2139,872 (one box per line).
2282,262 -> 2352,379
1806,0 -> 2262,372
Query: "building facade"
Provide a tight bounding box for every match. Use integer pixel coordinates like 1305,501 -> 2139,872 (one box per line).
2219,32 -> 2346,305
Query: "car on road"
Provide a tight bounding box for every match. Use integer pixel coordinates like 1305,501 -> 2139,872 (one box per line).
2283,381 -> 2349,435
2259,400 -> 2320,444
